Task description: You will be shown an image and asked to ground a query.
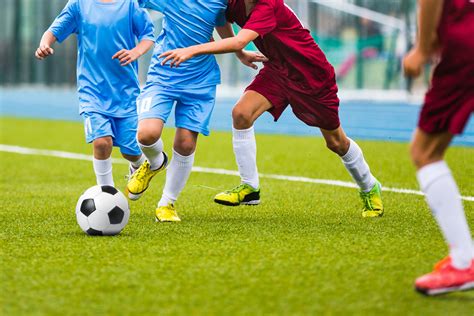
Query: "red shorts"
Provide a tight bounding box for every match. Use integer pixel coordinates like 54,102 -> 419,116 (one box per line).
420,78 -> 474,135
245,67 -> 340,130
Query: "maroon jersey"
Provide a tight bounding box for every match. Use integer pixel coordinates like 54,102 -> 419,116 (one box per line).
226,0 -> 335,91
420,0 -> 474,134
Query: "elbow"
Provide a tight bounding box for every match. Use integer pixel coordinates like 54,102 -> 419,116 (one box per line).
234,39 -> 248,51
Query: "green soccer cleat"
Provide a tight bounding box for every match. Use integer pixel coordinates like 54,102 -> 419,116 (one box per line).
214,184 -> 260,206
360,181 -> 384,218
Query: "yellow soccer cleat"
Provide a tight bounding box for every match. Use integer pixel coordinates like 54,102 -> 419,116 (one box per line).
214,183 -> 260,206
360,181 -> 384,218
126,153 -> 168,201
155,204 -> 181,222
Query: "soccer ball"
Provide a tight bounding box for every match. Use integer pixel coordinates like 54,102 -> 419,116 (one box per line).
75,185 -> 130,236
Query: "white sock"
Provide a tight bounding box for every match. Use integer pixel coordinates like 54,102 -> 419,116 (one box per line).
417,161 -> 473,269
158,150 -> 195,207
129,154 -> 146,173
139,139 -> 164,170
93,157 -> 114,186
341,138 -> 377,192
233,126 -> 259,189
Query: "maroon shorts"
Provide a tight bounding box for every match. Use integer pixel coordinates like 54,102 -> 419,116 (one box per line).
420,79 -> 474,135
245,67 -> 340,130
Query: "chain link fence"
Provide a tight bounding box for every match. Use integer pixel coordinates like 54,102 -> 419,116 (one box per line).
1,0 -> 416,90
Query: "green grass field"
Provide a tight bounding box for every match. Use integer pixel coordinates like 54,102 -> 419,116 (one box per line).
1,117 -> 473,315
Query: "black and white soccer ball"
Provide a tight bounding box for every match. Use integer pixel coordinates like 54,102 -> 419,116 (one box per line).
75,185 -> 130,236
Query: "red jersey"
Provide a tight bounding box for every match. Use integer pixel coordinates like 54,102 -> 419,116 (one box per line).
226,0 -> 336,91
434,0 -> 474,88
420,0 -> 474,134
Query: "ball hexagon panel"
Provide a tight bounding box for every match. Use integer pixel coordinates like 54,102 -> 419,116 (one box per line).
112,190 -> 129,214
87,209 -> 112,231
76,211 -> 90,232
82,185 -> 104,199
103,225 -> 123,236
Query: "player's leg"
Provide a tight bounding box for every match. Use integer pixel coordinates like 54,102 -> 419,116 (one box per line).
126,89 -> 173,199
214,90 -> 273,206
155,85 -> 216,221
122,153 -> 146,175
92,136 -> 114,186
411,129 -> 474,295
83,113 -> 115,186
155,128 -> 198,222
111,115 -> 146,176
320,127 -> 383,217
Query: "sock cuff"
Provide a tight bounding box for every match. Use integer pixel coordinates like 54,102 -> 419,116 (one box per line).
417,161 -> 451,191
341,138 -> 361,163
93,157 -> 113,175
172,149 -> 195,165
139,138 -> 163,150
130,154 -> 145,169
93,157 -> 112,166
232,125 -> 255,140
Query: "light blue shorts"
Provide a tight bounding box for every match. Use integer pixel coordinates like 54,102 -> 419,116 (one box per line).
137,85 -> 217,136
82,112 -> 141,156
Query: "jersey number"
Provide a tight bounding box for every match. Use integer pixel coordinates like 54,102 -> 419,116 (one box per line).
137,97 -> 153,114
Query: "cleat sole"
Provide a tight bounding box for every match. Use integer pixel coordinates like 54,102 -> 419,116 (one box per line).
416,281 -> 474,296
362,210 -> 384,218
214,199 -> 260,206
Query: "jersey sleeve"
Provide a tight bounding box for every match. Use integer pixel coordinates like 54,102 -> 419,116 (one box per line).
215,8 -> 227,27
132,3 -> 155,41
48,0 -> 79,43
242,0 -> 277,37
137,0 -> 169,13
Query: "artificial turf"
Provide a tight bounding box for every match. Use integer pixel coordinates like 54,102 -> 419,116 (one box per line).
1,117 -> 473,315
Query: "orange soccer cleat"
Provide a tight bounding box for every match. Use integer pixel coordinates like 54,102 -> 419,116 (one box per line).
415,257 -> 474,296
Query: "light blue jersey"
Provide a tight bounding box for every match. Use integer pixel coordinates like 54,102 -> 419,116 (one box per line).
49,0 -> 155,118
138,0 -> 227,88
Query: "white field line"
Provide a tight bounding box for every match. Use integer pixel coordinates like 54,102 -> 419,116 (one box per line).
1,144 -> 473,202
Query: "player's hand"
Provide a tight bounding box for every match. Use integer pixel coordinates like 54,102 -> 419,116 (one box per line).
403,47 -> 429,78
159,48 -> 196,68
112,49 -> 141,66
35,45 -> 54,60
236,50 -> 268,70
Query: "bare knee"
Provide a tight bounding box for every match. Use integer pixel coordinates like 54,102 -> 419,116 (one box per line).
137,129 -> 160,146
326,137 -> 350,156
410,142 -> 441,169
174,137 -> 197,156
93,137 -> 113,159
232,106 -> 255,129
137,119 -> 163,145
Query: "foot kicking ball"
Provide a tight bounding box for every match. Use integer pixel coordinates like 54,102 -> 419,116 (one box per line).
75,185 -> 130,236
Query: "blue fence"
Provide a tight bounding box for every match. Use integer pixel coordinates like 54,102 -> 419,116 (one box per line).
0,88 -> 472,146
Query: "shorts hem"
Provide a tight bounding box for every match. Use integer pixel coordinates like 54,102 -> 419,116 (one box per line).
138,115 -> 167,123
119,148 -> 142,156
418,124 -> 462,136
175,123 -> 210,136
86,133 -> 114,144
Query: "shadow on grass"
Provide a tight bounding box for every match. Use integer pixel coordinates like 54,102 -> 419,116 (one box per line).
421,293 -> 474,303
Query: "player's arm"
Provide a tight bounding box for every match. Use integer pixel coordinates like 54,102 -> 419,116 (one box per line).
35,31 -> 56,60
36,0 -> 79,61
159,29 -> 263,68
403,0 -> 444,78
113,40 -> 155,66
113,4 -> 156,66
215,22 -> 268,70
